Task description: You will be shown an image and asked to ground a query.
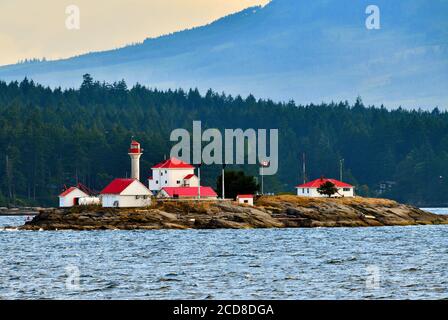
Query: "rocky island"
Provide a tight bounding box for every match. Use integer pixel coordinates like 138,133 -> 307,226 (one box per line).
18,196 -> 448,231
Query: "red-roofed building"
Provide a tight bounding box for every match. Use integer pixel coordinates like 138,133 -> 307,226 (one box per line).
148,157 -> 197,192
59,187 -> 89,207
237,194 -> 254,206
151,157 -> 194,169
158,187 -> 218,199
101,178 -> 152,207
296,178 -> 354,198
182,174 -> 199,187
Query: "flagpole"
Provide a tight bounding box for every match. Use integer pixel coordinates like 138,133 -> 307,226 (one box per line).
198,165 -> 201,200
261,165 -> 264,195
222,165 -> 225,199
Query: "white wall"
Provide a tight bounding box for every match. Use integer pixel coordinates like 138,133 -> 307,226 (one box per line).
102,195 -> 151,208
238,198 -> 254,206
296,187 -> 354,198
149,168 -> 195,191
102,180 -> 152,208
183,175 -> 199,187
59,188 -> 88,207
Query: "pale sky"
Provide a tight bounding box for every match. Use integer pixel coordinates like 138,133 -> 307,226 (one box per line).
0,0 -> 269,66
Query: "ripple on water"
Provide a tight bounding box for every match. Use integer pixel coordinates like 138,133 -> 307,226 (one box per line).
1,215 -> 448,299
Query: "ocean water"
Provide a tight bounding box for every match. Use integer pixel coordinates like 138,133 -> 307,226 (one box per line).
0,208 -> 447,300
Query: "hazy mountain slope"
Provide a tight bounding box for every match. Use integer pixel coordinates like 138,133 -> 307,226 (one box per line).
0,0 -> 447,109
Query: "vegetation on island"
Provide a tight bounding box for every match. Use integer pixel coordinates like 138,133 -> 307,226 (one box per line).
0,75 -> 448,206
216,170 -> 260,199
317,181 -> 338,197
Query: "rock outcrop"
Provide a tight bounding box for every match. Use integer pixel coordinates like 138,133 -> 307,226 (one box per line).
18,196 -> 448,231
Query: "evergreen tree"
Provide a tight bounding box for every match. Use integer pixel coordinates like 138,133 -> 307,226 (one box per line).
317,181 -> 338,197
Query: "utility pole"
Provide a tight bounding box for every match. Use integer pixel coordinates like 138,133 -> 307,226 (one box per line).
302,153 -> 307,184
197,163 -> 201,200
222,164 -> 226,199
340,159 -> 344,181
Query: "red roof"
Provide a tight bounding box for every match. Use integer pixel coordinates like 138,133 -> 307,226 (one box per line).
296,178 -> 353,188
152,157 -> 195,169
100,178 -> 135,195
183,174 -> 196,180
161,187 -> 217,198
237,194 -> 254,199
59,187 -> 85,197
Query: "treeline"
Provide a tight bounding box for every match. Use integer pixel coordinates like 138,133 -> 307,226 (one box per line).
0,75 -> 447,206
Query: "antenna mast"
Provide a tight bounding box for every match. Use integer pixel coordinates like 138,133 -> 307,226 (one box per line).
302,153 -> 307,184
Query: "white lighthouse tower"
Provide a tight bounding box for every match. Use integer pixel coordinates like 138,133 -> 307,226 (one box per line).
128,140 -> 143,180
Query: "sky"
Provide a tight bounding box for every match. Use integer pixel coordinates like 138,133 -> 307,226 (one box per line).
0,0 -> 269,66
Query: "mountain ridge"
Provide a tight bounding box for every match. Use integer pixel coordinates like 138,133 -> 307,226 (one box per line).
0,0 -> 447,109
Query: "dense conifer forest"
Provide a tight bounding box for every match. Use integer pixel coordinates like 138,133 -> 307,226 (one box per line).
0,75 -> 447,206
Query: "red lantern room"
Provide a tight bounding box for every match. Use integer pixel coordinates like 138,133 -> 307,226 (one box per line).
129,140 -> 142,154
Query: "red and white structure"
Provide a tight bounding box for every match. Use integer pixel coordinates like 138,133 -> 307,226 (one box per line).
296,178 -> 354,198
128,140 -> 143,180
59,187 -> 89,207
158,187 -> 218,200
148,157 -> 219,199
237,194 -> 254,206
59,184 -> 100,207
148,157 -> 198,192
100,178 -> 152,208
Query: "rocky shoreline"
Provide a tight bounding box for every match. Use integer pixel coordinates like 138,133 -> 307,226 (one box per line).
0,207 -> 42,216
16,196 -> 448,231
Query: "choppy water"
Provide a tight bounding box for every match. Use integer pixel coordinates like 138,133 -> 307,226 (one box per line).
0,208 -> 447,300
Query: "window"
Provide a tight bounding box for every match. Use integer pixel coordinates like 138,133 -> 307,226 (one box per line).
156,180 -> 159,184
244,200 -> 248,204
343,188 -> 351,192
307,188 -> 310,193
165,180 -> 167,184
302,188 -> 305,193
177,180 -> 181,184
165,170 -> 167,174
161,172 -> 163,176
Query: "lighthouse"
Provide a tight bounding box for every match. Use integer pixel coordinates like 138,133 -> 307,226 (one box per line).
128,140 -> 143,180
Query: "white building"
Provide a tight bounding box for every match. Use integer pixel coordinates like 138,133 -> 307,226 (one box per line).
100,178 -> 152,208
237,194 -> 254,206
58,187 -> 89,207
148,157 -> 199,192
296,178 -> 354,198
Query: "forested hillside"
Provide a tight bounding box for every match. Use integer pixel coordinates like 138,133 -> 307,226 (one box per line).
0,76 -> 447,206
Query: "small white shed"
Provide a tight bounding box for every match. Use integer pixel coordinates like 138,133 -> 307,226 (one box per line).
59,187 -> 89,208
100,178 -> 152,208
237,194 -> 254,206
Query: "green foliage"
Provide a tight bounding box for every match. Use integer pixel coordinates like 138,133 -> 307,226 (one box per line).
216,170 -> 259,200
317,181 -> 339,197
0,75 -> 447,206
